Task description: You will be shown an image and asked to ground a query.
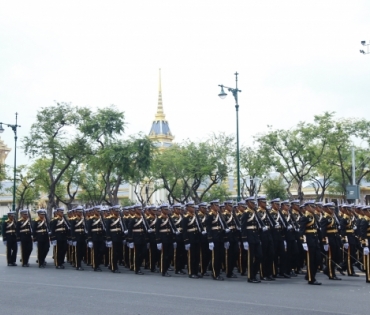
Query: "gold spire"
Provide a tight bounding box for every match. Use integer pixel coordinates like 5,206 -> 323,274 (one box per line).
155,68 -> 166,121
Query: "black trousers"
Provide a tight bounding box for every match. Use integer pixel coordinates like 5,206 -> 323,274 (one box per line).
109,241 -> 121,271
174,240 -> 185,272
92,240 -> 105,269
20,238 -> 33,265
342,242 -> 356,275
149,242 -> 159,271
75,239 -> 86,268
247,242 -> 262,280
326,236 -> 342,278
225,241 -> 238,277
239,244 -> 247,275
187,242 -> 200,276
37,240 -> 50,267
280,240 -> 294,275
160,242 -> 173,275
54,240 -> 67,267
200,241 -> 210,275
6,238 -> 17,264
260,237 -> 274,278
134,243 -> 146,272
306,241 -> 321,283
211,241 -> 223,278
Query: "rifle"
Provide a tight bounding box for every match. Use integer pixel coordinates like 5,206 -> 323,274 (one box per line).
63,213 -> 71,230
44,211 -> 51,234
118,209 -> 128,233
252,205 -> 266,230
99,212 -> 107,232
194,211 -> 204,233
277,209 -> 289,229
141,210 -> 151,233
232,205 -> 242,230
27,209 -> 33,234
289,209 -> 300,231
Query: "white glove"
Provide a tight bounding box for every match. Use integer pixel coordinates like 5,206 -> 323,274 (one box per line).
129,242 -> 134,249
343,243 -> 349,250
106,241 -> 112,248
175,231 -> 180,235
275,224 -> 280,229
147,243 -> 150,249
287,225 -> 293,230
353,225 -> 357,230
3,241 -> 6,246
123,240 -> 126,245
364,247 -> 369,255
237,227 -> 241,231
147,228 -> 153,233
243,242 -> 249,250
202,231 -> 207,235
173,242 -> 177,249
33,241 -> 38,246
225,228 -> 230,233
209,242 -> 214,251
157,243 -> 162,251
284,240 -> 287,250
88,241 -> 93,248
72,241 -> 77,247
68,240 -> 72,246
302,243 -> 308,251
324,244 -> 329,252
262,226 -> 268,232
124,230 -> 128,235
224,241 -> 230,250
51,240 -> 57,246
17,241 -> 21,246
185,244 -> 190,251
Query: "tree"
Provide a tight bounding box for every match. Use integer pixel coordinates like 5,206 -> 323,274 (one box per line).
256,112 -> 333,201
23,103 -> 125,216
263,177 -> 288,201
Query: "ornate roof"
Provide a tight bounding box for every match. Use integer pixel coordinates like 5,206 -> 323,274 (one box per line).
149,69 -> 174,147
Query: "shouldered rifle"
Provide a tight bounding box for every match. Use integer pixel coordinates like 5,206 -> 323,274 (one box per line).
118,210 -> 128,233
27,209 -> 33,234
99,212 -> 107,232
289,209 -> 300,231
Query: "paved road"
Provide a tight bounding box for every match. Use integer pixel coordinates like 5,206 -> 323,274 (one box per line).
0,243 -> 368,315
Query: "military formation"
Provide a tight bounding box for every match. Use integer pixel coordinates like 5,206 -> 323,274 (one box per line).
2,196 -> 370,285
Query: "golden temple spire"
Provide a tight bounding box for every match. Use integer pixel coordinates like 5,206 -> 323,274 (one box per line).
155,68 -> 166,121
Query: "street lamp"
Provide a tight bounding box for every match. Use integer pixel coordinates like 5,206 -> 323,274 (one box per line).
0,113 -> 21,212
218,72 -> 242,201
360,40 -> 370,55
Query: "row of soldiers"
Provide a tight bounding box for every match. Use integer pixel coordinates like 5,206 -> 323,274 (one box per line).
2,197 -> 370,285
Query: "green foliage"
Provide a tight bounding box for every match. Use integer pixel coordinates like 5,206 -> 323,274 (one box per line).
203,184 -> 231,202
263,177 -> 288,201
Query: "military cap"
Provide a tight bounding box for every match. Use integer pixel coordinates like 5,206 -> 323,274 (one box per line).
112,205 -> 121,210
75,205 -> 84,212
238,200 -> 247,206
198,202 -> 208,207
304,200 -> 315,206
281,200 -> 290,204
270,198 -> 281,203
224,200 -> 234,205
315,202 -> 323,206
185,201 -> 195,207
37,209 -> 46,214
93,205 -> 101,210
133,203 -> 142,209
20,209 -> 29,214
323,202 -> 335,207
245,196 -> 255,202
160,203 -> 169,209
291,199 -> 300,204
7,211 -> 16,216
256,195 -> 267,201
209,199 -> 220,204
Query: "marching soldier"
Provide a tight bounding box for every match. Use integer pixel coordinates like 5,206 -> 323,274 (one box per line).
206,199 -> 228,281
256,195 -> 275,281
198,202 -> 210,277
299,201 -> 322,285
127,204 -> 148,275
105,205 -> 124,273
182,201 -> 201,278
173,203 -> 186,275
32,209 -> 50,268
146,205 -> 159,273
241,197 -> 262,283
223,200 -> 240,278
360,205 -> 370,283
16,209 -> 33,267
290,200 -> 304,274
86,205 -> 106,271
50,207 -> 69,269
320,202 -> 342,280
155,203 -> 175,277
280,200 -> 296,277
2,211 -> 18,266
70,206 -> 87,270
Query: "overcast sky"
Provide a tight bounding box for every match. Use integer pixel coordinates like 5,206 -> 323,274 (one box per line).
1,0 -> 370,167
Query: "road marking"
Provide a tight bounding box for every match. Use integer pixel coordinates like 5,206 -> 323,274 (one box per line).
0,278 -> 361,315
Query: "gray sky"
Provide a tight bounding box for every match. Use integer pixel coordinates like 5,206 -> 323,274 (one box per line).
1,0 -> 370,167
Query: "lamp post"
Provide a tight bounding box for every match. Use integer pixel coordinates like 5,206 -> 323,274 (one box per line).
218,72 -> 242,201
360,41 -> 370,55
0,113 -> 21,212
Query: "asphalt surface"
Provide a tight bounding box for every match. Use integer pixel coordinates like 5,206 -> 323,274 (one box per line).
0,243 -> 369,315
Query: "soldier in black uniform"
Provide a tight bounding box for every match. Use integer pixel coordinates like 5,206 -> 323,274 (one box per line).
339,204 -> 360,276
359,205 -> 370,283
256,195 -> 275,281
70,206 -> 87,270
280,200 -> 296,277
50,207 -> 69,269
128,203 -> 149,275
155,203 -> 175,277
299,201 -> 322,285
223,200 -> 240,278
86,206 -> 106,271
32,209 -> 50,268
182,201 -> 201,278
146,205 -> 159,273
2,211 -> 18,266
16,209 -> 33,267
320,202 -> 342,280
105,205 -> 124,273
206,199 -> 228,281
241,197 -> 262,283
197,202 -> 210,277
290,200 -> 304,274
173,203 -> 186,275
